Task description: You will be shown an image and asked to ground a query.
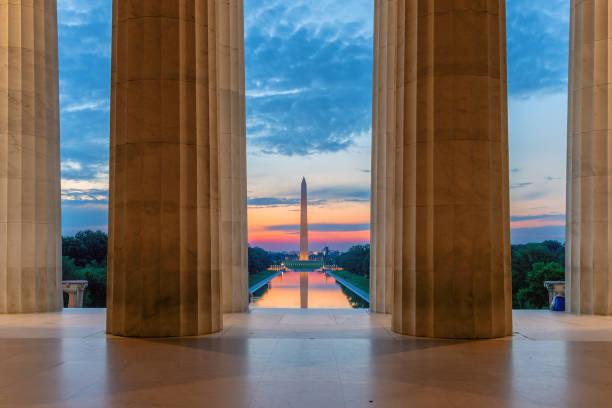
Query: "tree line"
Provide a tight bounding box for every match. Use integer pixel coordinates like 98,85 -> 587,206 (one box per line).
62,231 -> 564,310
336,244 -> 370,277
62,230 -> 108,307
331,241 -> 565,309
248,246 -> 271,274
511,240 -> 564,309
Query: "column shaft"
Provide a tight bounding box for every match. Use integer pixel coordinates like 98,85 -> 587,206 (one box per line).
370,0 -> 395,314
220,0 -> 248,313
108,0 -> 247,337
566,0 -> 612,315
0,0 -> 62,313
372,0 -> 512,338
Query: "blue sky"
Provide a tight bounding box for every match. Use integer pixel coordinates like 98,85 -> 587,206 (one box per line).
57,0 -> 570,248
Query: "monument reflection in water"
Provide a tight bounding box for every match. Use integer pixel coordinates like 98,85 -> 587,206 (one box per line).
250,271 -> 368,309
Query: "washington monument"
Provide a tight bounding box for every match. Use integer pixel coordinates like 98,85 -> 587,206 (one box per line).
300,177 -> 309,260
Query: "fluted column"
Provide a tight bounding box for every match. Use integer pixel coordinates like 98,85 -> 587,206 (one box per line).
108,0 -> 247,337
369,0 -> 395,314
220,0 -> 248,313
0,0 -> 62,313
566,0 -> 612,315
372,0 -> 512,338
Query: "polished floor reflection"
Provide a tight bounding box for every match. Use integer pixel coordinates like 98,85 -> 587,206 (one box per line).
1,309 -> 612,407
250,271 -> 368,309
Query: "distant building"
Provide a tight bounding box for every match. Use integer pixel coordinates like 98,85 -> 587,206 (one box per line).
299,177 -> 309,260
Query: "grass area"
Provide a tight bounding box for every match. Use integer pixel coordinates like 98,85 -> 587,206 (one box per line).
330,270 -> 370,294
283,260 -> 324,270
248,269 -> 280,289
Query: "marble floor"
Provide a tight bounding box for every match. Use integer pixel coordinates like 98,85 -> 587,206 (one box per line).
0,309 -> 611,407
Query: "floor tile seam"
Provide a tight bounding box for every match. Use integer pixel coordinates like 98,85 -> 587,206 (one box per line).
512,331 -> 536,341
330,339 -> 348,408
82,329 -> 107,339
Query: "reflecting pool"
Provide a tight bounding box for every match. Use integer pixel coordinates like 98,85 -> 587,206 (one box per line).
250,271 -> 368,309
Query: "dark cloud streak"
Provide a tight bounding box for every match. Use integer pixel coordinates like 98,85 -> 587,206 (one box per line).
244,1 -> 373,156
265,223 -> 370,232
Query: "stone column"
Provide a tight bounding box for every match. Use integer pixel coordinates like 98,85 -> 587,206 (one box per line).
0,0 -> 62,313
370,0 -> 396,314
107,0 -> 247,337
220,0 -> 248,313
372,0 -> 512,338
566,0 -> 612,315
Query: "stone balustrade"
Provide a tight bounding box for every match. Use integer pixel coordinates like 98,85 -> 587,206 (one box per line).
544,281 -> 566,311
62,281 -> 89,308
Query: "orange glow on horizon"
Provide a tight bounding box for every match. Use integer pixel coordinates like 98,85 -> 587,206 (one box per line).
249,197 -> 566,249
248,200 -> 370,248
249,229 -> 370,244
510,218 -> 565,229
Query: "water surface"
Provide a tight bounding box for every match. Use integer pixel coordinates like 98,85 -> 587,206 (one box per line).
251,271 -> 368,309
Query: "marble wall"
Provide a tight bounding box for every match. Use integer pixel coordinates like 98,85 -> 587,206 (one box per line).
566,0 -> 612,315
0,0 -> 62,313
372,0 -> 513,338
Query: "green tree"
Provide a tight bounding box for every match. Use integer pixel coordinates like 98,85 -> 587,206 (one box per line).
336,245 -> 370,277
62,256 -> 80,280
62,256 -> 107,308
78,262 -> 107,308
516,261 -> 564,309
62,231 -> 108,308
248,246 -> 271,274
511,241 -> 564,308
62,230 -> 108,267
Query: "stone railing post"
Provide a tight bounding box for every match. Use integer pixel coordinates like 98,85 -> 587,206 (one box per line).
543,281 -> 566,311
62,280 -> 89,308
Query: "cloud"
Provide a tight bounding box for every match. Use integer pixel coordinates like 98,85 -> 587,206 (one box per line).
61,163 -> 109,204
510,214 -> 565,222
522,189 -> 551,201
310,186 -> 370,202
248,197 -> 327,207
511,226 -> 565,244
248,197 -> 301,207
57,0 -> 111,27
244,1 -> 373,156
63,99 -> 109,113
61,160 -> 83,172
510,182 -> 533,189
249,185 -> 370,208
265,223 -> 370,232
246,88 -> 309,98
61,201 -> 108,236
245,0 -> 373,42
506,0 -> 570,96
